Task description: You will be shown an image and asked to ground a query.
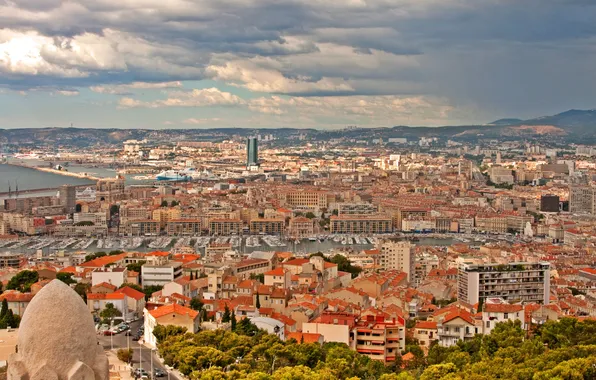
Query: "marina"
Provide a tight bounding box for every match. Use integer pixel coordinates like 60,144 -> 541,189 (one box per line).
0,232 -> 513,257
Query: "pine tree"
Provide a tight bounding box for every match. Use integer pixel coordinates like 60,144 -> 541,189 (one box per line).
0,299 -> 8,319
255,292 -> 261,309
230,310 -> 237,331
222,304 -> 231,323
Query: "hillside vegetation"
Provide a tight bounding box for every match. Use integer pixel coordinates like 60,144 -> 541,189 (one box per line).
155,317 -> 596,380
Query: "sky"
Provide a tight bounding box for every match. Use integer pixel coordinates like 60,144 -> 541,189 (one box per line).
1,0 -> 596,129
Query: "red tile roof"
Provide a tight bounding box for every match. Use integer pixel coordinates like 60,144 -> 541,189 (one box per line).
265,268 -> 287,276
115,286 -> 145,301
415,321 -> 438,330
148,303 -> 199,319
80,253 -> 127,268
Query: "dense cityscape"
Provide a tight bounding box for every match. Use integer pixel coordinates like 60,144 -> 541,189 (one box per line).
0,128 -> 595,379
2,0 -> 596,379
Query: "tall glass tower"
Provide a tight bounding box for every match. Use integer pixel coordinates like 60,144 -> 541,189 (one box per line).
247,137 -> 258,166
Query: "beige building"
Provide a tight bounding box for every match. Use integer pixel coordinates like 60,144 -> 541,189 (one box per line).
569,185 -> 596,214
249,218 -> 285,235
209,219 -> 242,235
330,214 -> 393,234
378,240 -> 414,282
288,217 -> 315,238
166,219 -> 202,236
280,190 -> 329,210
96,177 -> 125,203
144,303 -> 200,348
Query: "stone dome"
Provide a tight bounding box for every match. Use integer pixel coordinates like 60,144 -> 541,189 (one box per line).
8,279 -> 108,380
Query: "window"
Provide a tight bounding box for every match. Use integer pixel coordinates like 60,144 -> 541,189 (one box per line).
504,313 -> 508,319
455,327 -> 460,333
486,321 -> 490,328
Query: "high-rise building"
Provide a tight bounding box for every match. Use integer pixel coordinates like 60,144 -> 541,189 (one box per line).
378,240 -> 414,282
59,185 -> 77,214
246,137 -> 258,167
457,261 -> 550,305
540,195 -> 560,212
569,185 -> 596,214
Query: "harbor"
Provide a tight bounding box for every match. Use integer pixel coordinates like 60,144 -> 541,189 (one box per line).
0,232 -> 519,257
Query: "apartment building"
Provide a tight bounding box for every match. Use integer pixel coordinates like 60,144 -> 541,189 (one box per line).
351,315 -> 406,364
141,261 -> 184,287
288,217 -> 315,238
378,240 -> 414,282
152,207 -> 182,228
209,219 -> 242,235
436,309 -> 479,347
482,301 -> 525,335
280,190 -> 329,210
392,208 -> 429,230
96,177 -> 125,203
120,220 -> 160,236
233,259 -> 271,280
337,203 -> 379,216
330,214 -> 392,234
569,185 -> 596,214
457,261 -> 551,305
166,219 -> 202,236
249,218 -> 285,235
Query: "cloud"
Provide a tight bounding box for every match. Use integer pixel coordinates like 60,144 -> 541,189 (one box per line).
118,87 -> 244,108
183,117 -> 221,124
2,0 -> 596,124
53,89 -> 79,96
91,81 -> 183,95
206,59 -> 354,94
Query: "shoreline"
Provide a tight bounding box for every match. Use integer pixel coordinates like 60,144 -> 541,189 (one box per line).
5,162 -> 100,181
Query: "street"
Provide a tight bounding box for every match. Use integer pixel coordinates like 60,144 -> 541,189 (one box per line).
97,319 -> 182,380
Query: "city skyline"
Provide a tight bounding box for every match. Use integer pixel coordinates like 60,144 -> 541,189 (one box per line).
1,1 -> 596,129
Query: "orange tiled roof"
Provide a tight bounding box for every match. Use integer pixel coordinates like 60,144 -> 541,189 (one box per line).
148,303 -> 199,319
80,253 -> 127,268
115,286 -> 145,301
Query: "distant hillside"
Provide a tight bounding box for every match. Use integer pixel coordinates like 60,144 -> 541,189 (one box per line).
521,109 -> 596,135
0,108 -> 594,146
489,118 -> 524,125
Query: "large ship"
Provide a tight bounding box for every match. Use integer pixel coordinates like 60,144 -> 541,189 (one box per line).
156,169 -> 194,181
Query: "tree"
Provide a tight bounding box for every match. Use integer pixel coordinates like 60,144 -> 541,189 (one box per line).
152,324 -> 187,343
74,282 -> 91,302
126,261 -> 146,273
117,348 -> 133,363
256,292 -> 261,309
0,299 -> 8,319
143,285 -> 163,301
250,273 -> 265,283
171,200 -> 179,207
190,297 -> 204,312
231,310 -> 237,331
222,304 -> 231,323
305,212 -> 316,219
56,272 -> 76,285
110,204 -> 120,216
6,270 -> 39,292
100,303 -> 122,323
161,200 -> 168,207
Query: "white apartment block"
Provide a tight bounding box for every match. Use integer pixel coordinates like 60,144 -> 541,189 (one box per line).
141,261 -> 183,287
458,262 -> 550,305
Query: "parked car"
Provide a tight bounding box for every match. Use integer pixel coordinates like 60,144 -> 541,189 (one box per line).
103,330 -> 115,336
154,369 -> 166,377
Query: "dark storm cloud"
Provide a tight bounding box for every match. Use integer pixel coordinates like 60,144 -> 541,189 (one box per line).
1,0 -> 596,119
